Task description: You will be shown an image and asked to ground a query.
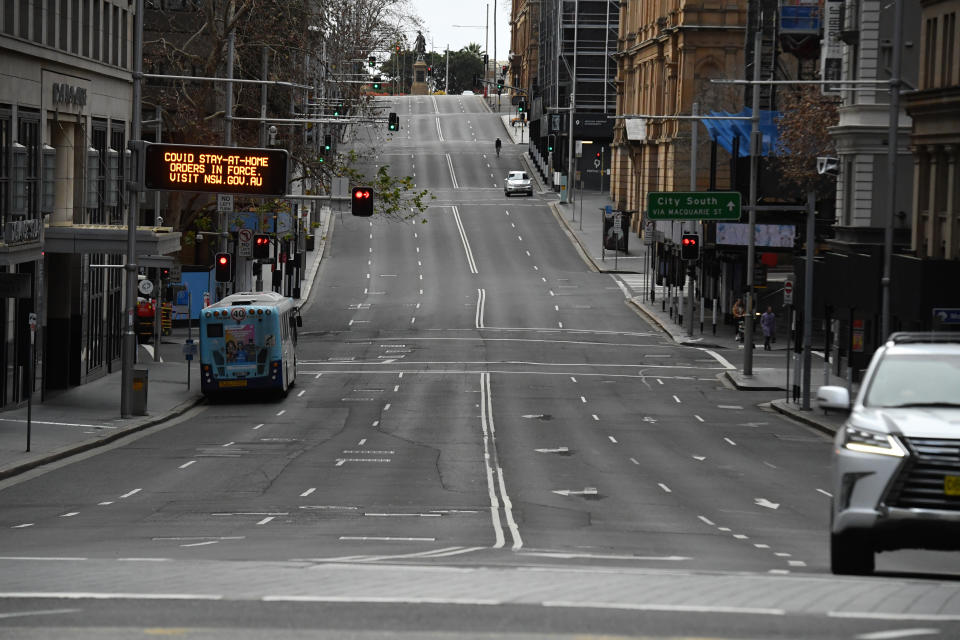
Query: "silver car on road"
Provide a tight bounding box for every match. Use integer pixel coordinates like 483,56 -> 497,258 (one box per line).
819,333 -> 960,574
504,170 -> 533,197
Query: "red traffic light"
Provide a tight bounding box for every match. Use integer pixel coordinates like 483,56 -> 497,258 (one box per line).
682,236 -> 697,246
217,254 -> 229,265
351,186 -> 374,216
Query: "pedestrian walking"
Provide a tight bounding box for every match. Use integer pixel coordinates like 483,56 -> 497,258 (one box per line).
761,306 -> 776,351
732,298 -> 745,342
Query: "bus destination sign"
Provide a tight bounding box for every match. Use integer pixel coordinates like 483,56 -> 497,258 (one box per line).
144,143 -> 288,196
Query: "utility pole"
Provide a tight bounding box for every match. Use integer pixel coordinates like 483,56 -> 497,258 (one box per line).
122,0 -> 145,417
881,0 -> 905,342
687,102 -> 698,337
743,30 -> 761,377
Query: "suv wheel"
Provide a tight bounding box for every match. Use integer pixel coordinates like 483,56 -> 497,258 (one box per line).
830,531 -> 875,575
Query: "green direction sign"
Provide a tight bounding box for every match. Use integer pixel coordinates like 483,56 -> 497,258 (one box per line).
647,191 -> 741,221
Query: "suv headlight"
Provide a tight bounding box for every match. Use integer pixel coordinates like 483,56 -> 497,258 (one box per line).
841,425 -> 907,457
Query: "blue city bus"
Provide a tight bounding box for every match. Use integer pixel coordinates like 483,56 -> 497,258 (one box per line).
199,291 -> 301,397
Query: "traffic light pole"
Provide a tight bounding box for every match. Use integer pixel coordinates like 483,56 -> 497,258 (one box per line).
687,102 -> 698,338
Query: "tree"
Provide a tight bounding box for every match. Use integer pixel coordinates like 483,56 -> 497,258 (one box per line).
773,86 -> 841,198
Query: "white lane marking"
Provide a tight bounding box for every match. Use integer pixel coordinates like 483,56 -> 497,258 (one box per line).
445,154 -> 458,187
733,534 -> 749,540
410,317 -> 416,324
358,438 -> 367,445
297,390 -> 306,397
372,421 -> 379,427
178,461 -> 196,469
222,442 -> 234,448
0,418 -> 114,429
12,524 -> 34,528
364,513 -> 442,518
754,543 -> 770,549
554,305 -> 559,312
817,488 -> 833,497
338,536 -> 436,542
181,541 -> 219,548
475,288 -> 486,329
558,321 -> 563,329
763,461 -> 778,469
775,552 -> 792,557
120,489 -> 141,499
394,385 -> 400,392
788,560 -> 806,567
698,515 -> 715,526
300,488 -> 316,497
253,423 -> 264,430
701,348 -> 736,370
0,592 -> 223,600
276,409 -> 286,416
257,517 -> 275,526
580,396 -> 587,403
673,395 -> 681,403
718,527 -> 731,532
658,483 -> 671,493
0,557 -> 88,561
608,436 -> 618,444
526,250 -> 531,256
694,415 -> 704,422
724,437 -> 737,446
718,405 -> 743,410
657,379 -> 664,385
855,629 -> 942,639
629,458 -> 639,465
570,377 -> 577,382
693,455 -> 706,461
592,415 -> 599,421
98,502 -> 113,506
542,602 -> 785,616
437,118 -> 444,142
452,206 -> 478,274
0,608 -> 81,619
481,372 -> 522,550
384,403 -> 391,411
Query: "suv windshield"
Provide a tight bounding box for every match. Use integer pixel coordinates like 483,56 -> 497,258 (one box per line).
864,353 -> 960,408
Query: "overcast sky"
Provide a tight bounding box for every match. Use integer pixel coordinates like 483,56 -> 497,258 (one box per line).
410,0 -> 512,60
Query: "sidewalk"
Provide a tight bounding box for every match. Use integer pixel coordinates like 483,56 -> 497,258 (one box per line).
523,159 -> 850,437
0,207 -> 333,480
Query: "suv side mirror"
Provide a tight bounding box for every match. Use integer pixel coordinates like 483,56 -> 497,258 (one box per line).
816,385 -> 850,413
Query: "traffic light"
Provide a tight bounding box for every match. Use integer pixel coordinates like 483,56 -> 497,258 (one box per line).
368,55 -> 375,67
373,76 -> 381,90
483,54 -> 488,65
517,99 -> 525,113
333,102 -> 343,117
680,234 -> 700,261
427,66 -> 432,76
547,135 -> 554,152
501,65 -> 508,75
388,112 -> 398,131
253,234 -> 270,259
323,134 -> 332,152
351,186 -> 374,217
214,252 -> 233,282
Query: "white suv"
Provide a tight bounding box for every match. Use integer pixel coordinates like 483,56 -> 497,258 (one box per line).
504,171 -> 533,197
818,333 -> 960,575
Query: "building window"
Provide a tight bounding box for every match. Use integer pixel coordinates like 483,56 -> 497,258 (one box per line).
90,122 -> 107,224
33,0 -> 42,43
925,17 -> 938,89
120,8 -> 127,69
92,0 -> 99,60
109,126 -> 124,224
19,0 -> 29,39
100,0 -> 108,62
47,0 -> 56,46
82,0 -> 90,56
17,112 -> 41,219
71,0 -> 79,53
87,253 -> 105,372
0,107 -> 11,234
59,0 -> 67,50
943,12 -> 956,88
111,4 -> 118,66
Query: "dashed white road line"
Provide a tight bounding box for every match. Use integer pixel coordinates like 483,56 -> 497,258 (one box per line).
608,436 -> 618,444
658,483 -> 671,493
179,461 -> 196,469
724,437 -> 737,446
673,395 -> 681,403
120,489 -> 141,499
300,488 -> 316,497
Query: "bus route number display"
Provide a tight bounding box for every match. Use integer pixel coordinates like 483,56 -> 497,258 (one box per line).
143,143 -> 288,196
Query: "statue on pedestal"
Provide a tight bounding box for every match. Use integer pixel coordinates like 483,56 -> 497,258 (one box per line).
414,31 -> 426,61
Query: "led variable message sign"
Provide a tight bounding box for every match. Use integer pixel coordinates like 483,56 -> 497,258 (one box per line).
143,143 -> 289,196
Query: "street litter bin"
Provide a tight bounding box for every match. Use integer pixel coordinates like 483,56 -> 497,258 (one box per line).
132,366 -> 148,416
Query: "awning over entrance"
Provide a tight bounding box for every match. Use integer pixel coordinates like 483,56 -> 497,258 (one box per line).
44,224 -> 182,256
701,108 -> 781,157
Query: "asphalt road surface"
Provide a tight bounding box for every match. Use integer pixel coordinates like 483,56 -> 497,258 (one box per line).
1,95 -> 959,639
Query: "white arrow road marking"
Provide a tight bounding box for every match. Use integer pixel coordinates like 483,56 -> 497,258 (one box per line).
553,488 -> 598,497
755,498 -> 780,510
